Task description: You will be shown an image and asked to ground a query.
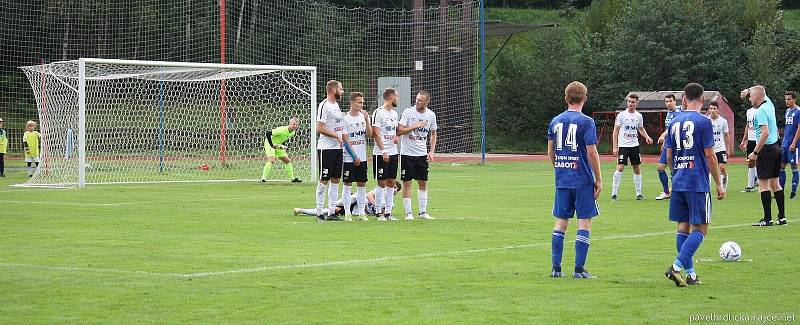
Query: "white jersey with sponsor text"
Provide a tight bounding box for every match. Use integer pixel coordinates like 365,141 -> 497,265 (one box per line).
371,107 -> 399,155
615,110 -> 644,148
342,112 -> 368,162
711,116 -> 729,153
317,99 -> 344,150
746,108 -> 757,141
399,107 -> 437,156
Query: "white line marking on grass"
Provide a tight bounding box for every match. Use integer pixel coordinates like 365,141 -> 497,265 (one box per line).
0,223 -> 752,279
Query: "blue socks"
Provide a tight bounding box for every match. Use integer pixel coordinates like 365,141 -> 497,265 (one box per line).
792,169 -> 799,194
575,229 -> 591,272
658,170 -> 669,193
780,170 -> 786,189
674,230 -> 704,274
676,231 -> 689,254
551,230 -> 565,271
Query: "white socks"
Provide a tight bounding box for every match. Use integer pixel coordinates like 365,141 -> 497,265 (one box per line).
327,182 -> 339,216
342,185 -> 352,216
418,190 -> 428,214
612,170 -> 622,196
633,173 -> 642,196
403,197 -> 413,215
375,186 -> 386,214
748,167 -> 756,188
316,182 -> 327,215
356,186 -> 367,215
385,186 -> 396,215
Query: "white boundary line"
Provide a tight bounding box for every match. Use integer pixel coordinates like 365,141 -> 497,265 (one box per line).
0,223 -> 751,279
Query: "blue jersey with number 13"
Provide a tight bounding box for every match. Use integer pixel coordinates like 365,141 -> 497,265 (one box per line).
547,110 -> 598,190
665,111 -> 715,192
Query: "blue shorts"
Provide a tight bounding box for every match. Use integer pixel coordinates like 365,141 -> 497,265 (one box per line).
659,147 -> 668,165
553,188 -> 599,219
669,191 -> 712,225
781,147 -> 798,164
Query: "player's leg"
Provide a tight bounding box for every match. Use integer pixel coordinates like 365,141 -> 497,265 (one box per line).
573,187 -> 598,278
0,153 -> 4,176
746,141 -> 758,191
384,155 -> 399,219
665,192 -> 690,287
373,155 -> 387,219
417,157 -> 432,220
791,149 -> 799,198
779,150 -> 788,189
279,156 -> 298,182
262,156 -> 277,182
631,147 -> 643,199
754,146 -> 779,226
293,207 -> 321,216
551,188 -> 574,277
356,181 -> 368,220
25,156 -> 32,177
717,152 -> 728,191
681,223 -> 708,285
676,193 -> 713,285
342,163 -> 355,219
401,155 -> 415,220
316,150 -> 330,219
612,149 -> 626,200
656,147 -> 670,199
327,151 -> 344,218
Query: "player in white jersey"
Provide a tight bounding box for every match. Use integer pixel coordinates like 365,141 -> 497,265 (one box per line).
340,92 -> 373,221
371,87 -> 401,221
739,106 -> 759,192
709,101 -> 729,190
611,94 -> 653,201
315,80 -> 348,222
397,90 -> 437,220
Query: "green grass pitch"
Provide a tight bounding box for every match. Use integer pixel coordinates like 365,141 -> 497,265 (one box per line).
1,160 -> 797,323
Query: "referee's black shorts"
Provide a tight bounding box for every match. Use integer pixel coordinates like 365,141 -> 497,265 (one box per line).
756,143 -> 781,180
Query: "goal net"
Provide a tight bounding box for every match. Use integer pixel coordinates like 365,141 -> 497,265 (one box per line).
19,58 -> 317,188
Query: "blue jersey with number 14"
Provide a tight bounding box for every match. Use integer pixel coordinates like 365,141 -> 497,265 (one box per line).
547,110 -> 598,189
665,111 -> 714,192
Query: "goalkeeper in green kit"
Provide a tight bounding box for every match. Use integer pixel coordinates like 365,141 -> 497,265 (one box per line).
262,117 -> 302,183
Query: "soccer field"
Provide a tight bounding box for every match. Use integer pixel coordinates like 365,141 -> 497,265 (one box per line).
1,160 -> 797,323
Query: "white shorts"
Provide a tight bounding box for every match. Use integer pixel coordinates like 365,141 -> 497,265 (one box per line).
25,156 -> 41,163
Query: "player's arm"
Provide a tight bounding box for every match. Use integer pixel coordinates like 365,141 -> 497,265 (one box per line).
316,120 -> 341,142
363,111 -> 373,139
587,143 -> 602,199
342,133 -> 359,165
658,129 -> 668,146
749,124 -> 769,162
366,190 -> 376,205
22,136 -> 29,152
705,146 -> 725,199
791,124 -> 800,151
397,120 -> 427,135
611,125 -> 620,155
638,126 -> 653,145
428,130 -> 437,162
265,130 -> 276,148
740,123 -> 750,151
547,140 -> 556,167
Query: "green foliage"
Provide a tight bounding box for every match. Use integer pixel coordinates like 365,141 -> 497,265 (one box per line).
486,28 -> 581,152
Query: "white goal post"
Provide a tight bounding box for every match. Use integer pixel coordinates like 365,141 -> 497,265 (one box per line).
19,58 -> 317,188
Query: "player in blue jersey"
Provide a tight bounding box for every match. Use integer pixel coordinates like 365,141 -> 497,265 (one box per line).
655,94 -> 682,200
781,91 -> 800,199
663,83 -> 725,287
743,86 -> 787,226
547,81 -> 602,279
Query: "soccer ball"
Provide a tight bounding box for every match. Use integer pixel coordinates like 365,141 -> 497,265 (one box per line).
719,241 -> 741,261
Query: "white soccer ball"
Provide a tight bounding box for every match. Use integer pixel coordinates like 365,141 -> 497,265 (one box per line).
719,241 -> 741,261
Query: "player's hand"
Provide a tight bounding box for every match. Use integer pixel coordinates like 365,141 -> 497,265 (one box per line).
593,181 -> 602,199
739,140 -> 746,151
612,147 -> 619,156
272,145 -> 279,149
414,120 -> 428,129
717,187 -> 726,200
748,152 -> 757,161
393,136 -> 399,144
645,136 -> 653,145
336,136 -> 344,147
382,152 -> 389,163
354,158 -> 361,167
427,152 -> 435,162
740,88 -> 750,99
657,135 -> 665,146
791,145 -> 796,152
